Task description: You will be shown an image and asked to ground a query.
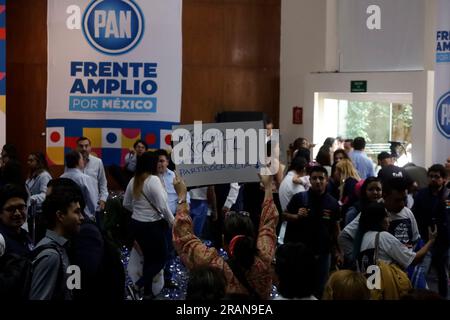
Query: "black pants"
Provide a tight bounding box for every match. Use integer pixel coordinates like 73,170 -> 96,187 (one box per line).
131,219 -> 169,295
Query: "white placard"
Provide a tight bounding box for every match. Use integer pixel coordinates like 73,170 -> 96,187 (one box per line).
172,121 -> 266,187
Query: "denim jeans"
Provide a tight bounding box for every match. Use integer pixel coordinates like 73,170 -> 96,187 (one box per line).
189,199 -> 209,238
422,248 -> 449,298
314,253 -> 331,298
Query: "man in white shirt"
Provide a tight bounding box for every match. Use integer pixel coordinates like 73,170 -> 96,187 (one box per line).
156,149 -> 189,214
278,156 -> 309,244
77,137 -> 108,211
156,149 -> 188,289
279,156 -> 310,211
61,150 -> 99,220
124,139 -> 148,173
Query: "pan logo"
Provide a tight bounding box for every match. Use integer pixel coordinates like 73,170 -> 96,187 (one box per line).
436,91 -> 450,139
83,0 -> 144,55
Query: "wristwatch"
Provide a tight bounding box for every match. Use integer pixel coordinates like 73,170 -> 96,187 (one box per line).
178,198 -> 187,204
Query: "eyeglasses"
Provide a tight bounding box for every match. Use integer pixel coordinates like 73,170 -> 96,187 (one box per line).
428,174 -> 442,180
3,204 -> 27,214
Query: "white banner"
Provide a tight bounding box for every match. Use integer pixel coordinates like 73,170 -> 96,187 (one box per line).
46,0 -> 182,165
172,122 -> 266,187
433,0 -> 450,164
338,0 -> 424,72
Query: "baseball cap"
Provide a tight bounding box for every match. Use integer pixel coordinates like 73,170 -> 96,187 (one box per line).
378,151 -> 392,161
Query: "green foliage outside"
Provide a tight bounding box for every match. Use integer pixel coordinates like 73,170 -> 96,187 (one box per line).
344,101 -> 412,144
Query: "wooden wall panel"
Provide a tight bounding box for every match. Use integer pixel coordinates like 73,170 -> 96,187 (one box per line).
5,0 -> 280,171
182,0 -> 280,124
6,0 -> 47,171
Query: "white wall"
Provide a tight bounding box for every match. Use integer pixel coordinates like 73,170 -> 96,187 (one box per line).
280,0 -> 328,147
280,0 -> 438,166
304,71 -> 435,167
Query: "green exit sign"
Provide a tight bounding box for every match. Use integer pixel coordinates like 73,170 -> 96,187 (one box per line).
351,80 -> 367,92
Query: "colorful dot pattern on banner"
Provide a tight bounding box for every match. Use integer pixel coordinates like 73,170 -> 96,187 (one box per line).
165,134 -> 172,146
106,132 -> 117,144
46,120 -> 177,167
145,133 -> 156,146
50,131 -> 61,143
83,128 -> 102,148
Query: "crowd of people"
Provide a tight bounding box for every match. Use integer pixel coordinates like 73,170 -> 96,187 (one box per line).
0,130 -> 449,301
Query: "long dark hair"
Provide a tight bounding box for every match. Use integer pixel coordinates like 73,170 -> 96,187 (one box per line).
133,151 -> 158,199
359,177 -> 381,208
316,146 -> 332,166
288,155 -> 307,173
186,266 -> 226,300
352,202 -> 388,260
29,152 -> 49,177
224,213 -> 256,268
323,137 -> 335,148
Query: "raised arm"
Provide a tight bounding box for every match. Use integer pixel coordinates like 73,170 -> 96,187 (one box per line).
256,174 -> 279,264
411,226 -> 437,265
172,176 -> 222,269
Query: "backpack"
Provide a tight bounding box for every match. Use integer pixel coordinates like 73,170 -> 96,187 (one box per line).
0,243 -> 63,300
69,219 -> 125,301
100,193 -> 133,248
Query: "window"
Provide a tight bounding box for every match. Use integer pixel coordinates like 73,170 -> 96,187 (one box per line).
323,99 -> 412,164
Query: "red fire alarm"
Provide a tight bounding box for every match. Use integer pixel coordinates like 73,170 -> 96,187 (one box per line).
293,106 -> 303,124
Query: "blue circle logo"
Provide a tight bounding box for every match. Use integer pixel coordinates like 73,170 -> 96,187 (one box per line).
83,0 -> 144,55
106,133 -> 118,144
436,91 -> 450,139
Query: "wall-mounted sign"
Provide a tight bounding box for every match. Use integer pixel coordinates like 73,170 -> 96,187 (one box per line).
351,80 -> 367,93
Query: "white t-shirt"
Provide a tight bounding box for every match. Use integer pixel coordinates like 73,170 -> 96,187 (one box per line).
342,206 -> 420,245
388,207 -> 420,245
359,231 -> 415,269
123,175 -> 174,225
279,171 -> 309,211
